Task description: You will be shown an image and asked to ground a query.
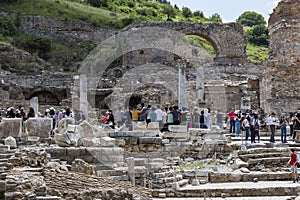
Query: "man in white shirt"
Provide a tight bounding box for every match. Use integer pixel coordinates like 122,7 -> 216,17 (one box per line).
267,112 -> 277,143
155,105 -> 165,129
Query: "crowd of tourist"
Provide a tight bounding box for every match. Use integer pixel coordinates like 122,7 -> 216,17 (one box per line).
0,106 -> 78,135
102,103 -> 213,131
227,108 -> 300,144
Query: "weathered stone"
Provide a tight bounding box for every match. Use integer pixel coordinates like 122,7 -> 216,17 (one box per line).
24,118 -> 52,138
139,137 -> 162,144
168,125 -> 187,133
0,118 -> 22,138
71,158 -> 94,175
4,136 -> 17,148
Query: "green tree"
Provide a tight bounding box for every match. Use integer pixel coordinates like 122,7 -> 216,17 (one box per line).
162,4 -> 176,21
193,10 -> 204,18
0,14 -> 17,36
209,13 -> 222,22
237,11 -> 266,27
246,24 -> 268,46
182,6 -> 192,18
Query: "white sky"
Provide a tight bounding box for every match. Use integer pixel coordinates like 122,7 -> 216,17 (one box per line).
169,0 -> 281,22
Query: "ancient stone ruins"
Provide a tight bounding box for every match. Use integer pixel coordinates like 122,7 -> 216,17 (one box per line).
0,0 -> 300,199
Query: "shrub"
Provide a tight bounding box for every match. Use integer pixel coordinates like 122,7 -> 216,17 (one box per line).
0,14 -> 17,36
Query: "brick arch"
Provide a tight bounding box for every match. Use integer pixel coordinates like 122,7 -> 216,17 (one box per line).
125,21 -> 247,63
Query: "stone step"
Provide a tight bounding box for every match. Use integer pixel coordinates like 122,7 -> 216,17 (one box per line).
239,152 -> 289,160
0,172 -> 7,180
36,196 -> 62,200
175,181 -> 300,198
0,153 -> 14,159
95,169 -> 126,177
153,170 -> 176,179
238,147 -> 289,155
152,174 -> 183,185
247,157 -> 290,167
165,179 -> 189,188
210,171 -> 291,183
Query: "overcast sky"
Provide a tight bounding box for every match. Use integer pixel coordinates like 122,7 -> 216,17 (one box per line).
169,0 -> 281,22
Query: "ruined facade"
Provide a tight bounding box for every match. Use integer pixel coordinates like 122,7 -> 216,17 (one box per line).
0,0 -> 300,115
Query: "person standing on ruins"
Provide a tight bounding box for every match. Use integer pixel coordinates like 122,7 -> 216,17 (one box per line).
267,112 -> 277,143
251,114 -> 260,143
192,107 -> 200,128
242,114 -> 250,143
228,108 -> 235,134
279,115 -> 288,143
294,112 -> 300,143
116,105 -> 125,127
288,148 -> 299,183
155,105 -> 164,129
204,108 -> 211,129
105,109 -> 115,129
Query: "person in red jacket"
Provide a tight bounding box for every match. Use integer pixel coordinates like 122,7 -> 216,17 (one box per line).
289,148 -> 299,183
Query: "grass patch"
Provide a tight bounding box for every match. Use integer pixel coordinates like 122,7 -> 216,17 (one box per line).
247,43 -> 268,63
0,0 -> 126,28
177,160 -> 205,171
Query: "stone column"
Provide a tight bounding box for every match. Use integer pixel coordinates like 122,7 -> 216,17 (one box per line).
178,61 -> 186,109
30,97 -> 38,118
80,74 -> 88,122
196,67 -> 204,102
127,157 -> 135,185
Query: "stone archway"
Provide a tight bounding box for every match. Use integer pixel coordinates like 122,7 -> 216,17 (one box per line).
78,22 -> 245,119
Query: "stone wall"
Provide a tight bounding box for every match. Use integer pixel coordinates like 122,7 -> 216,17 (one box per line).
21,14 -> 116,43
262,0 -> 300,113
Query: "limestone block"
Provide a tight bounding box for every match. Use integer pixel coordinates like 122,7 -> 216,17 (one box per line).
139,137 -> 162,144
4,136 -> 16,148
202,133 -> 226,140
125,137 -> 138,145
53,118 -> 75,136
147,122 -> 159,130
46,147 -> 67,158
25,118 -> 52,138
0,118 -> 22,138
163,132 -> 190,139
54,131 -> 79,147
71,158 -> 94,175
168,125 -> 187,133
78,138 -> 101,147
145,162 -> 164,170
144,131 -> 157,137
134,158 -> 148,166
66,147 -> 87,157
79,121 -> 95,138
134,121 -> 147,130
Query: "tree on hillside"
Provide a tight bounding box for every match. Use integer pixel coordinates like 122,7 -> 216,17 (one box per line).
193,10 -> 204,18
162,4 -> 176,21
237,11 -> 266,27
246,24 -> 268,46
209,13 -> 222,22
182,7 -> 193,18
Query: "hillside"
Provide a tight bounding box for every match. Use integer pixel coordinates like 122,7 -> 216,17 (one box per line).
0,0 -> 268,68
